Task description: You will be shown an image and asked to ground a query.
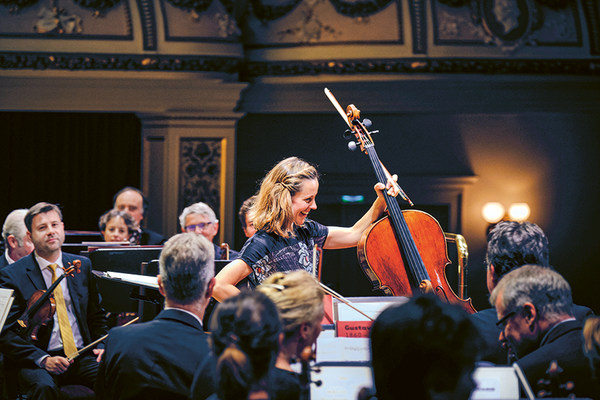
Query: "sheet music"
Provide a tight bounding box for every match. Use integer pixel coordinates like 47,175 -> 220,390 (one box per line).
94,271 -> 159,289
0,288 -> 14,333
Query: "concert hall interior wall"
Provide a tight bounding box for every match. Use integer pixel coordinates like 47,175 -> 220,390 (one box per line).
0,0 -> 599,313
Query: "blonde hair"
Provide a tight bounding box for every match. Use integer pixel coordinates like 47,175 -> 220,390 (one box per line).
252,157 -> 319,237
583,316 -> 600,377
257,270 -> 324,337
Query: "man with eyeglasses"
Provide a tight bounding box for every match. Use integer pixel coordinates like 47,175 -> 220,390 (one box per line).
490,265 -> 596,398
470,221 -> 593,364
178,202 -> 239,260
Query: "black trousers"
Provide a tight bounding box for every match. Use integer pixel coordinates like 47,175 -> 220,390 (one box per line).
16,353 -> 98,400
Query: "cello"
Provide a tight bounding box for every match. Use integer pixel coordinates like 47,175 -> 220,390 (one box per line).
325,88 -> 476,314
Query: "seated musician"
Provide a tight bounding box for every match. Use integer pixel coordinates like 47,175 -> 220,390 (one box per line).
1,208 -> 34,268
256,270 -> 325,400
190,290 -> 282,400
95,233 -> 217,400
369,295 -> 483,400
98,209 -> 138,243
179,202 -> 239,260
490,265 -> 597,397
583,316 -> 600,391
212,156 -> 398,302
0,202 -> 108,398
113,186 -> 166,245
238,195 -> 257,238
470,221 -> 593,364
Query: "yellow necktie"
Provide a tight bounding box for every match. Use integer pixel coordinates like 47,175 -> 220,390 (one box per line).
48,264 -> 78,359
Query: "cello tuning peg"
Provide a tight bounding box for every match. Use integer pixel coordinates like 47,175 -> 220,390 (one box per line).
343,129 -> 354,140
362,119 -> 372,128
348,141 -> 357,151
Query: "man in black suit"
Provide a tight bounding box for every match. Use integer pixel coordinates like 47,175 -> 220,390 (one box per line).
95,232 -> 216,400
1,208 -> 34,269
0,202 -> 108,398
113,186 -> 165,245
470,220 -> 593,364
491,265 -> 596,398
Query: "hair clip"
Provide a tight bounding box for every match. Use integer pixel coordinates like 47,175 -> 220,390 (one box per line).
262,283 -> 285,291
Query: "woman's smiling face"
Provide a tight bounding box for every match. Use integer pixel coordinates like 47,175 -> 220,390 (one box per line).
291,178 -> 319,226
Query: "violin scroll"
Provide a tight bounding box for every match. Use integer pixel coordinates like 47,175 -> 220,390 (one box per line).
64,259 -> 82,277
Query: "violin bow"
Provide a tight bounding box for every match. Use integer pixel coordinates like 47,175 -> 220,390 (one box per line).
324,88 -> 413,206
67,316 -> 139,362
318,282 -> 374,322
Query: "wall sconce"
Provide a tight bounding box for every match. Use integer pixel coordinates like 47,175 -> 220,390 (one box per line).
482,202 -> 505,224
482,202 -> 531,224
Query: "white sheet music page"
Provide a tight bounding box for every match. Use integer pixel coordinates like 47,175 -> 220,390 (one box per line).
0,288 -> 14,332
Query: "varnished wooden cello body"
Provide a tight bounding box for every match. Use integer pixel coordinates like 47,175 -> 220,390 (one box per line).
325,89 -> 476,314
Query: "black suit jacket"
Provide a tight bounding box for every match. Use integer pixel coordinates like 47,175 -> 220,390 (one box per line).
96,308 -> 216,400
140,228 -> 166,245
470,304 -> 594,365
0,254 -> 9,270
0,252 -> 108,367
517,319 -> 597,398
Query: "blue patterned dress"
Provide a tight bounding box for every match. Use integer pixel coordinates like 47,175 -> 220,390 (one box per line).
238,219 -> 328,288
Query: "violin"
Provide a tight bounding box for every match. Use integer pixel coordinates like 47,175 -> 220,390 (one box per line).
325,89 -> 476,314
16,260 -> 81,341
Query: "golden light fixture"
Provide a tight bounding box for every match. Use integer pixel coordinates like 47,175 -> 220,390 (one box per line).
508,203 -> 531,222
482,202 -> 506,224
482,202 -> 531,224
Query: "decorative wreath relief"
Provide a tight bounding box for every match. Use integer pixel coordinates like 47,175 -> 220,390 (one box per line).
34,6 -> 83,33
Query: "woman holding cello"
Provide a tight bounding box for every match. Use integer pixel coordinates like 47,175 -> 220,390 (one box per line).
212,156 -> 399,302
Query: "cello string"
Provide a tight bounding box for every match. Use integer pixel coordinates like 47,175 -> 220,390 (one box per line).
364,132 -> 430,283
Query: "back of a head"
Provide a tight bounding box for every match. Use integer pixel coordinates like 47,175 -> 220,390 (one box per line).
257,270 -> 324,337
2,209 -> 28,244
209,290 -> 282,400
158,232 -> 215,305
583,316 -> 600,379
486,220 -> 549,279
370,295 -> 482,400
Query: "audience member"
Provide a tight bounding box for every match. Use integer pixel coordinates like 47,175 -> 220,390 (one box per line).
179,202 -> 239,260
1,208 -> 34,269
369,295 -> 482,400
113,186 -> 165,245
96,232 -> 216,399
213,156 -> 397,302
238,195 -> 257,238
98,209 -> 138,243
190,290 -> 282,400
583,316 -> 600,388
470,220 -> 593,364
0,202 -> 108,398
257,270 -> 324,400
490,264 -> 596,397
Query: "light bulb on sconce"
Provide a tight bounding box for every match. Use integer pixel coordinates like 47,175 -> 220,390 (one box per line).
508,203 -> 531,222
482,202 -> 506,224
482,201 -> 531,225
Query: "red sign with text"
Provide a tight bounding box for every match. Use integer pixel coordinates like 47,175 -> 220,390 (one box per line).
335,320 -> 373,338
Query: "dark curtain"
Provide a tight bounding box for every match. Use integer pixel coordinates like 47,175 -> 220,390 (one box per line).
0,112 -> 141,231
